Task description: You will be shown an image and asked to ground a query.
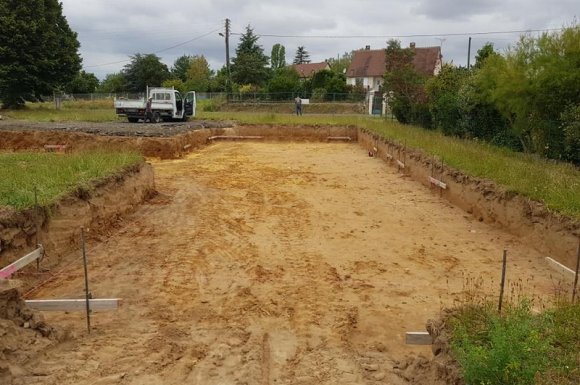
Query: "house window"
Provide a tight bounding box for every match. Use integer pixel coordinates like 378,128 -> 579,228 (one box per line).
355,78 -> 363,87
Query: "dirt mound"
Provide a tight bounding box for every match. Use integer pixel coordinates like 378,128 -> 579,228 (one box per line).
394,311 -> 463,385
0,280 -> 63,385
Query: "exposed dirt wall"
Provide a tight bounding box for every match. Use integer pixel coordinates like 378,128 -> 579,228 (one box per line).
358,128 -> 580,268
225,124 -> 358,141
0,124 -> 357,158
0,163 -> 156,272
0,129 -> 216,159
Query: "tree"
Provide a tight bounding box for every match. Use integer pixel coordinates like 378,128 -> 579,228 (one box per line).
97,73 -> 128,93
231,25 -> 270,87
383,40 -> 431,127
306,70 -> 348,100
64,71 -> 100,94
293,46 -> 311,64
483,26 -> 580,158
326,51 -> 353,75
425,64 -> 469,136
184,55 -> 212,92
122,54 -> 170,92
271,44 -> 286,70
208,66 -> 229,92
473,42 -> 500,69
171,55 -> 194,82
0,0 -> 81,107
267,67 -> 300,99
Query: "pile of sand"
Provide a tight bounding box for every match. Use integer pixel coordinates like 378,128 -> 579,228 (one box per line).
0,280 -> 63,385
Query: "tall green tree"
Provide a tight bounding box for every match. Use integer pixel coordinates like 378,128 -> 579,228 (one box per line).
271,43 -> 286,70
384,40 -> 431,127
231,25 -> 270,87
293,46 -> 311,64
483,26 -> 580,158
171,55 -> 194,82
97,73 -> 128,93
0,0 -> 81,107
64,71 -> 100,94
122,54 -> 170,92
425,64 -> 469,136
184,55 -> 212,92
473,42 -> 501,69
267,67 -> 300,99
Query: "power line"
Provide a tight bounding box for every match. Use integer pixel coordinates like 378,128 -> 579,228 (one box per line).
84,26 -> 222,69
231,27 -> 563,39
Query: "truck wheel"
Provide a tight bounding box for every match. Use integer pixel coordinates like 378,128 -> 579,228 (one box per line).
181,115 -> 189,122
128,117 -> 138,123
152,112 -> 161,124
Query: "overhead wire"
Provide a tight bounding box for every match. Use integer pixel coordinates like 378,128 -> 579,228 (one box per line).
231,27 -> 564,39
84,25 -> 223,69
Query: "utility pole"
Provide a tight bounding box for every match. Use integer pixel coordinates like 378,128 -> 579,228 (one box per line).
225,18 -> 231,92
467,36 -> 472,69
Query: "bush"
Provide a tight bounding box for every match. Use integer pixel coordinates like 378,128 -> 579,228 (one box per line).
450,300 -> 580,385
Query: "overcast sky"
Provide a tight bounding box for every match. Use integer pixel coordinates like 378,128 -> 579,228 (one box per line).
59,0 -> 577,79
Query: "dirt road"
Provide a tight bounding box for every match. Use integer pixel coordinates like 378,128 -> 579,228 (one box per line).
22,142 -> 562,385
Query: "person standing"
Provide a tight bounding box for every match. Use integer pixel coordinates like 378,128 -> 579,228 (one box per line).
294,96 -> 302,116
145,96 -> 153,123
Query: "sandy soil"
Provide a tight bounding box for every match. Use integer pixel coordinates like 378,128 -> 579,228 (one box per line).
18,142 -> 564,385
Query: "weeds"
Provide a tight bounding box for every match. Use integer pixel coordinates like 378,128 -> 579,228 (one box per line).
448,276 -> 580,385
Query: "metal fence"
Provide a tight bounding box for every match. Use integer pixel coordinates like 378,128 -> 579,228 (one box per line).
44,92 -> 369,104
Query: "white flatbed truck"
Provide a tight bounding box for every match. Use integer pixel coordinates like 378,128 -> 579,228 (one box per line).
114,87 -> 196,123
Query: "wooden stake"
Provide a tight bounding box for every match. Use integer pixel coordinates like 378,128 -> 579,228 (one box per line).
81,228 -> 91,333
573,240 -> 580,302
498,249 -> 507,313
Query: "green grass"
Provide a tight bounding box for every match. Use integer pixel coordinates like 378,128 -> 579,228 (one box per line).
0,151 -> 143,209
2,100 -> 121,122
2,104 -> 579,219
449,299 -> 580,385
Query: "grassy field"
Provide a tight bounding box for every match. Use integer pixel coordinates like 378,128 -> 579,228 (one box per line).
0,151 -> 143,209
2,103 -> 579,218
2,100 -> 120,122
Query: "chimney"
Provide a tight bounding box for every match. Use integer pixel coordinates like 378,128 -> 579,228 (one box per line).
365,45 -> 371,50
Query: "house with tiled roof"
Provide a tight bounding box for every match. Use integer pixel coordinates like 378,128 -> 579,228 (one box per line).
292,62 -> 331,79
346,43 -> 442,92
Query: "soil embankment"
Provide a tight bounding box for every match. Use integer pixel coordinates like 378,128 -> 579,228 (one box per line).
0,162 -> 156,278
358,129 -> 579,269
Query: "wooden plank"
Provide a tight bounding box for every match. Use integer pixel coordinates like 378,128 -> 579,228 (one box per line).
428,176 -> 447,190
44,144 -> 67,152
326,136 -> 352,141
25,298 -> 121,312
207,135 -> 264,141
546,257 -> 575,277
0,247 -> 44,279
396,160 -> 405,169
405,331 -> 432,345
